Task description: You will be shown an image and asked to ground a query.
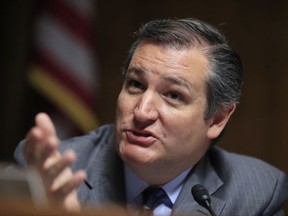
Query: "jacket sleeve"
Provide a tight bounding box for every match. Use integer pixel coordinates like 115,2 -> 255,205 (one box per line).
263,171 -> 288,216
13,140 -> 27,165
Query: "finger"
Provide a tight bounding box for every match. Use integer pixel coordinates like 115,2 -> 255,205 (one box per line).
24,127 -> 59,166
24,113 -> 60,165
48,170 -> 86,202
41,150 -> 76,186
23,127 -> 45,164
38,136 -> 61,164
35,112 -> 56,137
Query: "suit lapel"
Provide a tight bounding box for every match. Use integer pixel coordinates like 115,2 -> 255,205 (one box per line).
80,135 -> 127,205
172,153 -> 226,216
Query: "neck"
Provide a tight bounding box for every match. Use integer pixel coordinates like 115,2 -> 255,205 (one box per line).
128,163 -> 193,186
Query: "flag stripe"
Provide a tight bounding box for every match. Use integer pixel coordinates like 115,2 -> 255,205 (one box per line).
35,14 -> 98,90
35,50 -> 95,108
62,0 -> 94,18
28,66 -> 99,132
43,0 -> 94,45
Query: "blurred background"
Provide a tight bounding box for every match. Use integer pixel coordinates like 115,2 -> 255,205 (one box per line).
0,0 -> 287,211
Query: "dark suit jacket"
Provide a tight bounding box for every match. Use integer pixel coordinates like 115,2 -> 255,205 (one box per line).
14,124 -> 288,216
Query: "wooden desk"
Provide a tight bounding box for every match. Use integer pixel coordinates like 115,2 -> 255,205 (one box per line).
0,199 -> 129,216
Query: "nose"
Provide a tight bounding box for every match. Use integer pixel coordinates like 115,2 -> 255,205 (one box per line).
133,91 -> 159,124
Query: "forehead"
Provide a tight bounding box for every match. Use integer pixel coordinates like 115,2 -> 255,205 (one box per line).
128,42 -> 209,88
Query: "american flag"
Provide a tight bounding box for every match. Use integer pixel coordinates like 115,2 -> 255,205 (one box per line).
28,0 -> 99,138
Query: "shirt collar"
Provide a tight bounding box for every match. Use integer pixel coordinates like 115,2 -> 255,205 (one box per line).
125,165 -> 192,205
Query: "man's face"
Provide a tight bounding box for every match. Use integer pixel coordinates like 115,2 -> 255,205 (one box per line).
115,41 -> 217,183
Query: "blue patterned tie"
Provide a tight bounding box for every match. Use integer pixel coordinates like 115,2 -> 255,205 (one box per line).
142,187 -> 173,211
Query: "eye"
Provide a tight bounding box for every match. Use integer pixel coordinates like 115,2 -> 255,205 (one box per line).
166,92 -> 183,102
126,79 -> 145,92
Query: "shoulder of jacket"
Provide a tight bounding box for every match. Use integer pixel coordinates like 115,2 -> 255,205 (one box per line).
209,146 -> 286,183
59,124 -> 115,151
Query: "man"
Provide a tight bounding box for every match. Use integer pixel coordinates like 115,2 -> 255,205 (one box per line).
14,18 -> 287,215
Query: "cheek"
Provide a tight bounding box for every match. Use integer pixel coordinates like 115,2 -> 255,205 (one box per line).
164,114 -> 208,148
117,93 -> 132,118
116,92 -> 137,130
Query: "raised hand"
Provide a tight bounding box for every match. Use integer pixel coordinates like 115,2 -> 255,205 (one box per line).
23,113 -> 86,210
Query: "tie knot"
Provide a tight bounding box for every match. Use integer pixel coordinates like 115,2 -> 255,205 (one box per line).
142,187 -> 173,210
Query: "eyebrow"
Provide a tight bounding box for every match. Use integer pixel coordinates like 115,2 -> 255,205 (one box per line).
127,66 -> 193,91
163,75 -> 193,91
127,66 -> 144,75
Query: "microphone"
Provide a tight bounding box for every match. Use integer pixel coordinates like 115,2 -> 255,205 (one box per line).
191,184 -> 217,216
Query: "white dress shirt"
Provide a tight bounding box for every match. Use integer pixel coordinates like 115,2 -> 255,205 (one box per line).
125,166 -> 192,216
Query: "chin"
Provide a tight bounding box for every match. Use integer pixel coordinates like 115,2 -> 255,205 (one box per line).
119,143 -> 155,166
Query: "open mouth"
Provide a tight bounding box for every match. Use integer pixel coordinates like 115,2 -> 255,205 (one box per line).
126,130 -> 156,146
132,131 -> 151,137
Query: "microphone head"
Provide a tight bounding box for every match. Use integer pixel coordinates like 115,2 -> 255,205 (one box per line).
191,184 -> 211,208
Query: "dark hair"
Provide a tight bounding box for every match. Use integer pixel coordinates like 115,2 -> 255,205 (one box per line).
123,18 -> 243,119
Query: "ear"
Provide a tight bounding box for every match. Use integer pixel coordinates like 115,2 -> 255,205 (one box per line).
206,103 -> 236,140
